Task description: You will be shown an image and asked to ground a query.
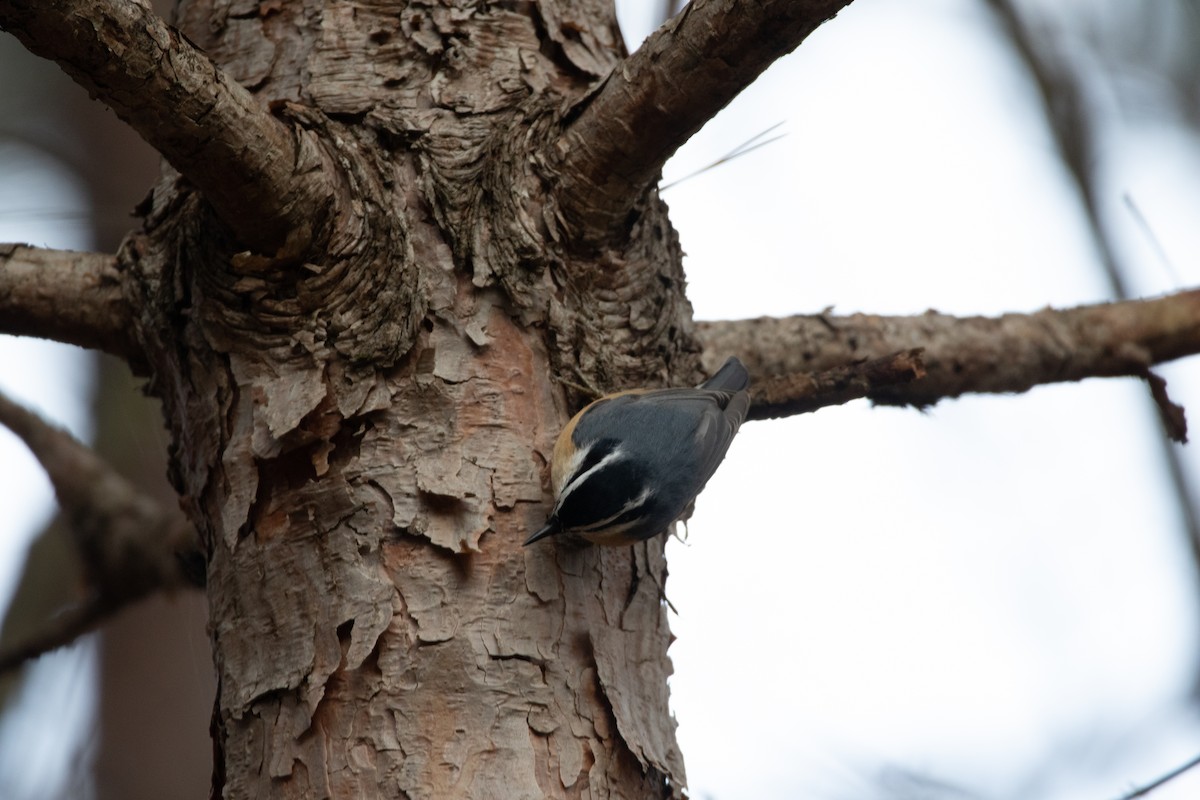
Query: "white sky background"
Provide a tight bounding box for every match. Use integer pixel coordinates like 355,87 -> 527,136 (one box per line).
1,1 -> 1200,798
616,1 -> 1200,799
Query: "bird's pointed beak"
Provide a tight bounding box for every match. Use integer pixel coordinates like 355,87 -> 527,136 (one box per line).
523,519 -> 560,546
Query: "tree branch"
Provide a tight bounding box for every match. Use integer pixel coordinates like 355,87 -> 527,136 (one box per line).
1117,751 -> 1200,800
0,597 -> 109,676
551,0 -> 853,237
697,290 -> 1200,411
0,0 -> 335,255
749,349 -> 926,421
0,243 -> 140,362
0,391 -> 196,675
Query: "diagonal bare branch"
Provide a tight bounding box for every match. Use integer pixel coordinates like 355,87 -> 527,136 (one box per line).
0,596 -> 109,676
0,391 -> 197,675
1117,751 -> 1200,800
0,0 -> 337,255
974,1 -> 1200,596
551,0 -> 853,238
0,243 -> 140,362
698,289 -> 1200,412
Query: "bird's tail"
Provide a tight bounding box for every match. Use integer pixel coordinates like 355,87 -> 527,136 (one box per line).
699,356 -> 750,393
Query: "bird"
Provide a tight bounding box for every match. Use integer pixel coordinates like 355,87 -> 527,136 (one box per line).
524,357 -> 751,546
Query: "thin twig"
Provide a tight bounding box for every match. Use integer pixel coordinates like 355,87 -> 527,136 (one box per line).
1115,752 -> 1200,799
1123,193 -> 1184,288
660,122 -> 787,191
552,0 -> 852,237
0,602 -> 109,675
1139,369 -> 1188,443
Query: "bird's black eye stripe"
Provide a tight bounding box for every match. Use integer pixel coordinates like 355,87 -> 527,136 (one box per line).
556,455 -> 647,532
601,495 -> 658,531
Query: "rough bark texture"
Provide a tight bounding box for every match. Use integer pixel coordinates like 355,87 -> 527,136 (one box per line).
0,244 -> 134,360
697,291 -> 1200,406
748,348 -> 927,420
105,0 -> 696,797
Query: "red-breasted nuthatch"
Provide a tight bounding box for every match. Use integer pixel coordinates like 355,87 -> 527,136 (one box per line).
524,357 -> 751,546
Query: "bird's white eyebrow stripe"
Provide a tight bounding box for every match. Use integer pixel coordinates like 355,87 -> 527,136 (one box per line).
556,445 -> 624,508
554,440 -> 591,497
574,487 -> 654,532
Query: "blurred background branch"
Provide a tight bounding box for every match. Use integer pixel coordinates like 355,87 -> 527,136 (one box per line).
984,0 -> 1200,700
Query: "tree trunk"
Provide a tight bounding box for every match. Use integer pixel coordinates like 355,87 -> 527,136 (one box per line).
14,1 -> 1196,797
125,1 -> 692,796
